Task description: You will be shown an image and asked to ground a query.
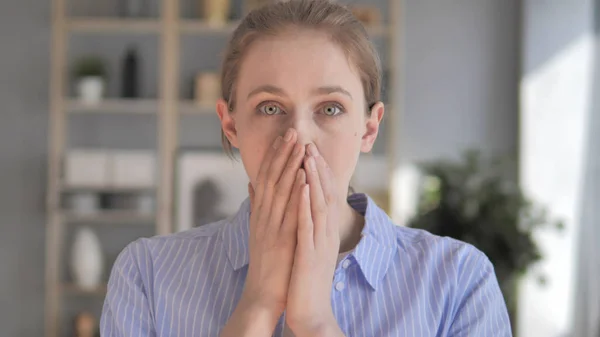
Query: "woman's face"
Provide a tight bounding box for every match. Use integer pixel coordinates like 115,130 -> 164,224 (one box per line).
218,29 -> 384,202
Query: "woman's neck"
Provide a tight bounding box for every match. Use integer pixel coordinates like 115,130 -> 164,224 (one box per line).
337,201 -> 365,253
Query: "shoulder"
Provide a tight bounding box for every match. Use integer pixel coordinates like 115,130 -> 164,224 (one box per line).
115,219 -> 231,274
388,227 -> 510,334
392,225 -> 494,279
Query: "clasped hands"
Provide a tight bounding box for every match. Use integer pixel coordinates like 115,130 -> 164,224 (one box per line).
225,128 -> 345,337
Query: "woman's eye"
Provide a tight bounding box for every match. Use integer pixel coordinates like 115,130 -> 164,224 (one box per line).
258,103 -> 283,116
321,104 -> 343,117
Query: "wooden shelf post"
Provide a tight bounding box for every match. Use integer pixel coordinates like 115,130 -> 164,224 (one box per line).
158,0 -> 180,236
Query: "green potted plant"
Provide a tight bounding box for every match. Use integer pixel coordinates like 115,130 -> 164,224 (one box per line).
72,56 -> 107,104
409,150 -> 562,327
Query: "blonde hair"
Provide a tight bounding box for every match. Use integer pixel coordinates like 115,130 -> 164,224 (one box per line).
220,0 -> 382,156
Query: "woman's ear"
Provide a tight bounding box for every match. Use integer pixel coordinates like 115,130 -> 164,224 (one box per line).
361,102 -> 385,153
216,98 -> 239,148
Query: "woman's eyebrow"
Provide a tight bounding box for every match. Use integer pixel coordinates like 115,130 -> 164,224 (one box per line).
247,85 -> 287,99
313,86 -> 353,100
246,85 -> 353,100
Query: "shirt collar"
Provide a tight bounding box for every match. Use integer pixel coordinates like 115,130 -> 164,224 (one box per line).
221,193 -> 400,290
221,197 -> 251,271
347,193 -> 400,290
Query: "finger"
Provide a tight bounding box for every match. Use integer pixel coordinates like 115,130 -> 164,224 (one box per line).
254,135 -> 282,211
261,129 -> 297,235
297,184 -> 314,252
271,143 -> 305,231
247,182 -> 264,239
261,128 -> 296,213
312,149 -> 340,239
304,151 -> 327,243
310,145 -> 337,207
281,169 -> 306,236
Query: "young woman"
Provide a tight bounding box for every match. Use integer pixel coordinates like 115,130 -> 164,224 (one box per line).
100,0 -> 511,336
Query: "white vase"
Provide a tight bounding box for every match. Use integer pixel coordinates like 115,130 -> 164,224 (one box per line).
77,77 -> 105,104
71,227 -> 104,290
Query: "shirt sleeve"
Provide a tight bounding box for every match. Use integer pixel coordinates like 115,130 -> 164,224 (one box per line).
448,248 -> 513,336
100,239 -> 156,337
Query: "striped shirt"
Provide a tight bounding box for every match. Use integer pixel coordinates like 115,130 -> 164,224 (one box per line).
100,193 -> 512,336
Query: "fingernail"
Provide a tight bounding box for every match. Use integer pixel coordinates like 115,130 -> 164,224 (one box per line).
307,156 -> 317,171
273,136 -> 283,149
293,143 -> 302,156
284,128 -> 294,142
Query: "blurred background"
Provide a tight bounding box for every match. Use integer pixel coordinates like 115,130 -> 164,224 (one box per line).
0,0 -> 598,336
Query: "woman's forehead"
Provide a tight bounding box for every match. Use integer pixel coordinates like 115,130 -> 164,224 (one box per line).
236,32 -> 363,99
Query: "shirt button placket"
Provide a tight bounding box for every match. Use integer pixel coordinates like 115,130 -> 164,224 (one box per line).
333,257 -> 351,292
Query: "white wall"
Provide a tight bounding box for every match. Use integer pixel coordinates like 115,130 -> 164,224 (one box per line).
519,1 -> 596,336
398,0 -> 520,163
391,0 -> 520,224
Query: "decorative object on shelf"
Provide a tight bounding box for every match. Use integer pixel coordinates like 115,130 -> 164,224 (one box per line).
121,46 -> 140,99
111,151 -> 156,188
350,6 -> 382,27
65,192 -> 99,215
409,150 -> 564,325
70,227 -> 104,291
194,72 -> 220,105
99,193 -> 129,210
243,0 -> 271,14
176,151 -> 248,232
72,56 -> 107,105
202,0 -> 231,25
120,0 -> 147,17
65,150 -> 110,187
73,311 -> 99,337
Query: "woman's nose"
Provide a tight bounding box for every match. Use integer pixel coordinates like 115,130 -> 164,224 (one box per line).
289,117 -> 312,145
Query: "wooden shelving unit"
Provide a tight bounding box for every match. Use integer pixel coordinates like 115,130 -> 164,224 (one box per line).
61,184 -> 155,193
179,19 -> 389,37
179,100 -> 218,115
62,284 -> 108,297
62,211 -> 155,225
46,1 -> 399,336
68,18 -> 160,33
66,99 -> 159,114
179,19 -> 240,34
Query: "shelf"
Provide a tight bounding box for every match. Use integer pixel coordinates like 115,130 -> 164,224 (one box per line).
68,18 -> 160,33
62,283 -> 107,297
179,100 -> 217,115
179,20 -> 388,37
66,99 -> 159,115
179,20 -> 240,34
62,184 -> 155,194
63,211 -> 155,224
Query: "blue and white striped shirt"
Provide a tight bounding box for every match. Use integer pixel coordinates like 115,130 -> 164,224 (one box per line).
101,193 -> 511,336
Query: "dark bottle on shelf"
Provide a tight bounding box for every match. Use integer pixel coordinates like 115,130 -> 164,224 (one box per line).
121,46 -> 139,98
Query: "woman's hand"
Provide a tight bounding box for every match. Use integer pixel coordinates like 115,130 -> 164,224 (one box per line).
285,144 -> 345,337
221,128 -> 305,337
